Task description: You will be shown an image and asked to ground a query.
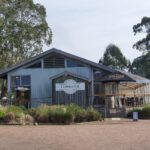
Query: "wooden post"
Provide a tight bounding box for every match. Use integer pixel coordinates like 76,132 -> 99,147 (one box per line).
144,85 -> 146,104
91,68 -> 94,106
104,83 -> 107,118
123,94 -> 126,109
105,96 -> 108,118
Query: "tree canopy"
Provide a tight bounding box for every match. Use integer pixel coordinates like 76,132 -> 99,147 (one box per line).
131,16 -> 150,79
100,44 -> 130,70
129,52 -> 150,79
133,17 -> 150,52
0,0 -> 52,68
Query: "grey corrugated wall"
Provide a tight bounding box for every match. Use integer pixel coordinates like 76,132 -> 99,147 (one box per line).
8,66 -> 92,107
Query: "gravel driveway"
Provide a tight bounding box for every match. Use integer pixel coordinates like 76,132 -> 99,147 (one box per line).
0,120 -> 150,150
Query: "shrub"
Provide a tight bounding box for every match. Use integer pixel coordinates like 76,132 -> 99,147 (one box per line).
24,114 -> 34,124
17,114 -> 34,125
127,108 -> 142,118
7,105 -> 24,118
35,105 -> 50,123
50,106 -> 73,124
74,108 -> 86,122
4,112 -> 15,123
0,108 -> 6,121
66,104 -> 87,122
49,106 -> 64,122
141,105 -> 150,119
27,108 -> 37,118
63,112 -> 73,124
86,107 -> 102,121
0,104 -> 104,124
66,103 -> 80,116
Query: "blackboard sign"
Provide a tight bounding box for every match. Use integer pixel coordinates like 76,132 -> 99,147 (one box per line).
99,72 -> 135,82
108,74 -> 125,80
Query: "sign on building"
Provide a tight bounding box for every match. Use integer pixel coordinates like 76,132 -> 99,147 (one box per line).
108,74 -> 125,80
56,79 -> 85,94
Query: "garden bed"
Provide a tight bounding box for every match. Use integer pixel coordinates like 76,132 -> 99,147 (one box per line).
0,104 -> 102,125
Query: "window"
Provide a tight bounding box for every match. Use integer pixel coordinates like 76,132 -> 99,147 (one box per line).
11,75 -> 31,89
11,76 -> 20,87
67,59 -> 85,67
93,97 -> 105,106
26,61 -> 41,68
21,76 -> 31,86
44,54 -> 65,68
94,69 -> 106,80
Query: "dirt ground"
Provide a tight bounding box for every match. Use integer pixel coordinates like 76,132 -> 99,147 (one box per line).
0,120 -> 150,150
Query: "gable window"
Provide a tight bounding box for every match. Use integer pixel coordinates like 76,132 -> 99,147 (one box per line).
44,54 -> 65,68
26,61 -> 41,68
67,59 -> 85,67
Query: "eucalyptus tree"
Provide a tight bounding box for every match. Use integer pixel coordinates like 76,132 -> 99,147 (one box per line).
0,0 -> 52,68
130,17 -> 150,78
130,52 -> 150,79
133,17 -> 150,52
100,44 -> 130,70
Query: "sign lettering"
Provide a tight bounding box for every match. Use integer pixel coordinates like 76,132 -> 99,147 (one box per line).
56,79 -> 85,94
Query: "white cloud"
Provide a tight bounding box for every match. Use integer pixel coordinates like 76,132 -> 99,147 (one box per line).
34,0 -> 150,62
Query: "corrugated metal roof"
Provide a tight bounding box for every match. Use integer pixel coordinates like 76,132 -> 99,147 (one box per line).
96,69 -> 150,84
0,48 -> 150,84
117,69 -> 150,84
0,48 -> 115,77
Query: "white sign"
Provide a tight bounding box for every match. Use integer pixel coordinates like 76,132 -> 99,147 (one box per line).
56,79 -> 85,94
133,112 -> 138,121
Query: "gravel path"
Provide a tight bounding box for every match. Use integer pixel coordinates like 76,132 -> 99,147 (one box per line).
0,120 -> 150,150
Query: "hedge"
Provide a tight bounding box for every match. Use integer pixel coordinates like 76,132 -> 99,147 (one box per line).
0,104 -> 102,124
127,104 -> 150,119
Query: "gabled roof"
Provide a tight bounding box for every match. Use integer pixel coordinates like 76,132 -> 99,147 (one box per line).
0,48 -> 115,77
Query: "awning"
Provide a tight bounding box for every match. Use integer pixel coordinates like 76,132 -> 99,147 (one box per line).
96,70 -> 150,84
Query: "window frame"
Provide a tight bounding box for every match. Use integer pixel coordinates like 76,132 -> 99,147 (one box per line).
11,75 -> 31,89
66,59 -> 87,68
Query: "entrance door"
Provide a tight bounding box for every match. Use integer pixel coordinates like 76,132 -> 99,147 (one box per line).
11,75 -> 31,108
52,75 -> 89,107
15,90 -> 31,108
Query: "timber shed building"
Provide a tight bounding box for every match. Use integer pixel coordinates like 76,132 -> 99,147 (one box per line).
0,48 -> 150,116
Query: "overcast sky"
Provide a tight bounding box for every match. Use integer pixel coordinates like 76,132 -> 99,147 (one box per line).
34,0 -> 150,63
